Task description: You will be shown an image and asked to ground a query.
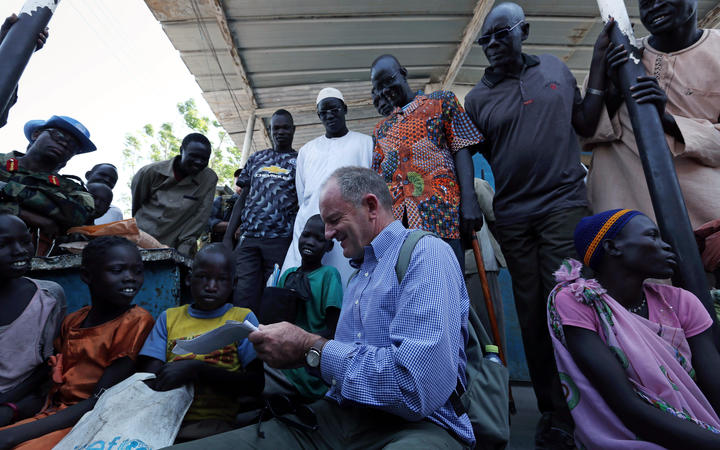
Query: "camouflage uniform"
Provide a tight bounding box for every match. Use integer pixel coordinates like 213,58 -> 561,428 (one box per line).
0,151 -> 95,230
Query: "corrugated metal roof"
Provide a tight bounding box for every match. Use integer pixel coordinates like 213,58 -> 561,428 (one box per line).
144,0 -> 720,156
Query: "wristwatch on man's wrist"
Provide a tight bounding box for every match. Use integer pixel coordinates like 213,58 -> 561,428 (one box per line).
305,338 -> 326,368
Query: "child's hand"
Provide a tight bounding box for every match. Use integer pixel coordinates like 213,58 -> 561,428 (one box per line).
154,360 -> 202,391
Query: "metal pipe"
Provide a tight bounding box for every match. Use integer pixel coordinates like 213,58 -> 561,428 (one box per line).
240,113 -> 256,167
0,0 -> 60,119
596,0 -> 719,345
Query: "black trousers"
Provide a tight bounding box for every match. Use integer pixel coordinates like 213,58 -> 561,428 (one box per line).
495,206 -> 589,429
233,236 -> 292,311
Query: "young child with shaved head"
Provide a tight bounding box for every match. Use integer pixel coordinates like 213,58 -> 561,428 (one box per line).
266,214 -> 342,400
138,244 -> 264,442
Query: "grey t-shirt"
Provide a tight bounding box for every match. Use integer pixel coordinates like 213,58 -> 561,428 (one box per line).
464,53 -> 587,225
0,278 -> 65,393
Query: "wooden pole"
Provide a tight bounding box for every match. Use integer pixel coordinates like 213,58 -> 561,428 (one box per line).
471,235 -> 505,363
441,0 -> 495,90
0,0 -> 59,118
595,0 -> 720,347
239,112 -> 256,168
471,233 -> 516,413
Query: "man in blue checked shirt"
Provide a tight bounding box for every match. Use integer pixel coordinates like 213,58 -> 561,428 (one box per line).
170,166 -> 474,449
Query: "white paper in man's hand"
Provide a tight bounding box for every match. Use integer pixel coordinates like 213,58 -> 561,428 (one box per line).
171,320 -> 258,355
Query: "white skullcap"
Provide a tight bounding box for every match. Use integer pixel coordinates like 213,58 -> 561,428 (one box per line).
316,87 -> 344,105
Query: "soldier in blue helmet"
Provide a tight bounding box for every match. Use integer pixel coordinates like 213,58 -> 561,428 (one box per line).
0,115 -> 96,254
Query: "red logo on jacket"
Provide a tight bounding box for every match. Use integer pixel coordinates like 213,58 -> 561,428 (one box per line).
5,158 -> 18,172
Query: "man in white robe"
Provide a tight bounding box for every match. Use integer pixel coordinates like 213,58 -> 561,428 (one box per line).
281,88 -> 373,285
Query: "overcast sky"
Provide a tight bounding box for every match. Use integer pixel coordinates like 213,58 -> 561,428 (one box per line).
0,0 -> 219,211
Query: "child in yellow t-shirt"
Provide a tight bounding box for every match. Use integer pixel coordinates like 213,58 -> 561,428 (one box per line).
138,244 -> 263,442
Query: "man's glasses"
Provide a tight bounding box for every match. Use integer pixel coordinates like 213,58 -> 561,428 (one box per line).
42,128 -> 80,151
317,107 -> 343,118
477,20 -> 524,45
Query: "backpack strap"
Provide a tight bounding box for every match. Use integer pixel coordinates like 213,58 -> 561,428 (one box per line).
469,304 -> 494,349
395,230 -> 435,283
450,379 -> 466,417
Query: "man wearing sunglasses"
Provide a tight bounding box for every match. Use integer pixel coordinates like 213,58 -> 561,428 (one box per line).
463,3 -> 616,448
0,115 -> 96,253
280,87 -> 373,288
370,55 -> 485,271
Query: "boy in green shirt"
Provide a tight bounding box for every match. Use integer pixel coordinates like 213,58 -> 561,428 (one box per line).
271,214 -> 342,399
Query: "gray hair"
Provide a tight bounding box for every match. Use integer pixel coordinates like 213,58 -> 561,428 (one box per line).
322,166 -> 392,210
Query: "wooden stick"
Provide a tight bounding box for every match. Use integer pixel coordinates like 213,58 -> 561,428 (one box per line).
471,233 -> 516,413
471,233 -> 505,363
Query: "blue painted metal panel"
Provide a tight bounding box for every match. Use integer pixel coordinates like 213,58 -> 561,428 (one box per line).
499,269 -> 530,381
29,249 -> 191,320
472,153 -> 495,187
473,153 -> 530,381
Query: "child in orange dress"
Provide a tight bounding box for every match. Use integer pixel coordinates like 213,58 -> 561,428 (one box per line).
0,236 -> 155,449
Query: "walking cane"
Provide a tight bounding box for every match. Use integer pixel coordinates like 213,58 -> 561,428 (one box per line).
470,232 -> 516,414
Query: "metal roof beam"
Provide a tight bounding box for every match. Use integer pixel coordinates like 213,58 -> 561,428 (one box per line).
151,13 -> 636,26
700,3 -> 720,28
441,0 -> 495,90
208,0 -> 271,147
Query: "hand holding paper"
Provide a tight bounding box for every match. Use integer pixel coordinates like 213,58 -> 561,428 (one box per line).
171,319 -> 258,355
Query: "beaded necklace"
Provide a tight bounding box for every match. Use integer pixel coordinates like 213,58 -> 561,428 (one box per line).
627,294 -> 647,315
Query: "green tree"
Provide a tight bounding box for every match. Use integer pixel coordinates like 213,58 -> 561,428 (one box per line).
122,98 -> 242,186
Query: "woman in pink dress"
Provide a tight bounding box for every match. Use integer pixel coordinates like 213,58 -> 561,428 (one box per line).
547,209 -> 720,449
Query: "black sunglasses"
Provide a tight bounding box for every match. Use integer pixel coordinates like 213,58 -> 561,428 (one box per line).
42,128 -> 80,151
317,107 -> 343,118
477,20 -> 524,45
